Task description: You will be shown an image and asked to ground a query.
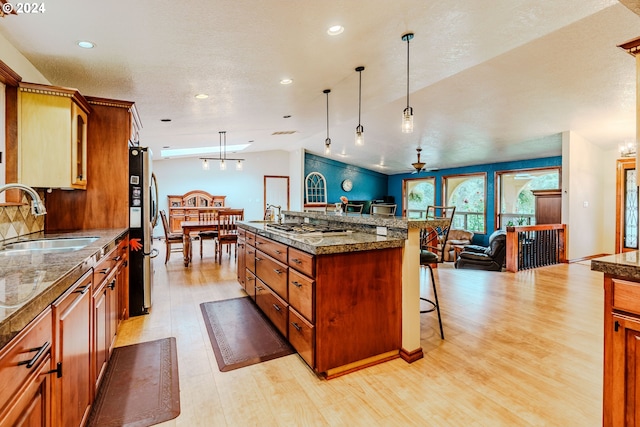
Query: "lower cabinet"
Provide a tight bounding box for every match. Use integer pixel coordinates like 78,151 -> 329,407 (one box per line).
238,229 -> 402,378
604,276 -> 640,426
0,308 -> 53,427
52,269 -> 93,427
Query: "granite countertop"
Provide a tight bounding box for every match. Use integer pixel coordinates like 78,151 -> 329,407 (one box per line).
0,228 -> 128,349
591,251 -> 640,280
238,221 -> 405,255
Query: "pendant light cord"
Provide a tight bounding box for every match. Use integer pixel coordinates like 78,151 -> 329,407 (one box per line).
358,69 -> 362,125
406,35 -> 410,109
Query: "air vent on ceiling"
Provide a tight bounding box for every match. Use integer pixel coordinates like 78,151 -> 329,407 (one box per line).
272,131 -> 297,135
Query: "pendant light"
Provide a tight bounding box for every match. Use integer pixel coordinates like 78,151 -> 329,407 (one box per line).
412,147 -> 425,173
355,66 -> 365,146
219,131 -> 227,170
402,32 -> 414,133
199,131 -> 244,171
323,89 -> 331,155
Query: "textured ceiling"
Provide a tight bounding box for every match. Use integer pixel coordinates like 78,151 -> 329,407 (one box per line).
1,0 -> 639,174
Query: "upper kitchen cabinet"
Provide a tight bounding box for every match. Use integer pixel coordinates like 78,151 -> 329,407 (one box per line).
17,82 -> 91,189
45,96 -> 141,231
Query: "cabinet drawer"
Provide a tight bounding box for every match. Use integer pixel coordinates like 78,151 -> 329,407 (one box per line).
255,279 -> 289,338
245,231 -> 256,247
245,270 -> 256,301
93,246 -> 119,290
255,235 -> 288,264
612,278 -> 640,315
255,251 -> 288,300
289,247 -> 315,277
0,307 -> 52,414
245,244 -> 256,274
289,269 -> 314,323
238,228 -> 246,239
289,307 -> 314,368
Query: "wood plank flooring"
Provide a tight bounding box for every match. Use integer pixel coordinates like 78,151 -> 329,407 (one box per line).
115,241 -> 604,426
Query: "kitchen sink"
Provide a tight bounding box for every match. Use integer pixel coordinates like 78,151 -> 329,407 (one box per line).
1,237 -> 99,254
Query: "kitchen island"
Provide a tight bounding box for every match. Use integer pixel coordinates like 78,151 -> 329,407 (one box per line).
237,211 -> 449,377
591,252 -> 640,425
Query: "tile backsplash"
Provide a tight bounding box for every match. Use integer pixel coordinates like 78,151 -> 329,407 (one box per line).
0,192 -> 45,241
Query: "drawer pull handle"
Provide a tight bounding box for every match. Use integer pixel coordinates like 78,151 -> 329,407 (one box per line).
273,304 -> 281,312
274,269 -> 283,275
255,257 -> 262,262
246,276 -> 254,281
292,281 -> 303,288
18,341 -> 50,369
615,320 -> 620,332
99,267 -> 111,275
74,285 -> 91,295
47,362 -> 62,378
291,259 -> 302,264
255,242 -> 262,245
112,255 -> 122,262
291,322 -> 302,332
275,250 -> 282,254
108,279 -> 116,290
256,286 -> 264,291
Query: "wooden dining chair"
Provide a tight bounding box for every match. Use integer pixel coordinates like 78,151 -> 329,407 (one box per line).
198,208 -> 220,258
215,209 -> 244,263
160,210 -> 183,264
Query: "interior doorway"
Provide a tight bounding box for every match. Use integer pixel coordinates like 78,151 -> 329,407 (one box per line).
616,158 -> 638,253
264,175 -> 289,218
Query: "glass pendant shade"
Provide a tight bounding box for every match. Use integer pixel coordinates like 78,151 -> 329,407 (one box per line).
355,125 -> 364,146
219,160 -> 226,171
324,138 -> 331,155
202,159 -> 209,170
236,160 -> 243,171
402,107 -> 414,133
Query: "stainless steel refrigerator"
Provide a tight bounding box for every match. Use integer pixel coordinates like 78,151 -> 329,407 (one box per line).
128,146 -> 159,316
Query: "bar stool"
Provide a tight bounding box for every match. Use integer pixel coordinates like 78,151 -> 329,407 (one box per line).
419,206 -> 456,339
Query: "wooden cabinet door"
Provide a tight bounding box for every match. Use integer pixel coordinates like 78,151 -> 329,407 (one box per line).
93,283 -> 108,392
0,354 -> 53,427
107,274 -> 118,355
237,238 -> 246,288
52,271 -> 92,427
612,314 -> 640,427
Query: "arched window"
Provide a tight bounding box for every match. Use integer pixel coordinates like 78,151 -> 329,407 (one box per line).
305,172 -> 327,205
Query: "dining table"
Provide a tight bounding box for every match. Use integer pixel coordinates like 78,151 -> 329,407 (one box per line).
180,220 -> 218,266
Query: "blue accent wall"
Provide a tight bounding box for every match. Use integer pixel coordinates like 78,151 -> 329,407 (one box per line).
388,156 -> 562,244
304,153 -> 389,205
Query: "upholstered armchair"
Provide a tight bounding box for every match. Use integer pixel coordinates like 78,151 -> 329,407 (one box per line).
454,230 -> 507,271
443,229 -> 474,262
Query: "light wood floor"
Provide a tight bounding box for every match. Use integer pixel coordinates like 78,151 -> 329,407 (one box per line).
116,241 -> 604,427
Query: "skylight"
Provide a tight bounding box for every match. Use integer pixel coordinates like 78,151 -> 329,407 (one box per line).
160,144 -> 251,158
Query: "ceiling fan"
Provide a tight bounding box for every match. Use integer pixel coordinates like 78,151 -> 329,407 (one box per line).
410,148 -> 439,174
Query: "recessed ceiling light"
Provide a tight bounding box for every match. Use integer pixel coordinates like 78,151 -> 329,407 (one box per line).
162,146 -> 171,149
195,93 -> 209,99
77,40 -> 95,49
280,78 -> 293,85
327,25 -> 344,36
283,115 -> 291,118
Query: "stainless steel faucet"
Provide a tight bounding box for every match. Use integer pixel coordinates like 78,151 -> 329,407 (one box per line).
266,204 -> 282,223
0,183 -> 47,216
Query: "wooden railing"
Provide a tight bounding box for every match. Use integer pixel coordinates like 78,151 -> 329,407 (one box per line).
505,224 -> 566,272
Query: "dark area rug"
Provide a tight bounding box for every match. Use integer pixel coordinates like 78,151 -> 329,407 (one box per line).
87,337 -> 180,427
200,297 -> 294,372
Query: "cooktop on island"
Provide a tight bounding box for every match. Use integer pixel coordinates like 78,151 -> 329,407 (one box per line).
265,223 -> 353,237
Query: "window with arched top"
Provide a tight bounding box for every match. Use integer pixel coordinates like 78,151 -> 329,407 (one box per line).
305,172 -> 327,205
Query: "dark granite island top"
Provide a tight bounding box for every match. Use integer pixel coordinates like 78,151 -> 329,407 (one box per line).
591,251 -> 640,279
0,228 -> 128,349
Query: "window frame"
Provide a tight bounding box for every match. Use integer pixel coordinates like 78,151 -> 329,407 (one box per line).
494,166 -> 561,229
442,172 -> 487,234
402,176 -> 436,218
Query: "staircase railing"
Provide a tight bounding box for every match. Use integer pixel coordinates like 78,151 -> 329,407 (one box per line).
505,224 -> 566,272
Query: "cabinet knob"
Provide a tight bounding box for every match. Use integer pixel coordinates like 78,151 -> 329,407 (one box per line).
292,281 -> 302,288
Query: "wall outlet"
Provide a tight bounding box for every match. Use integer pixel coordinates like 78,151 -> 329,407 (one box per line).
304,217 -> 310,223
376,226 -> 387,236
